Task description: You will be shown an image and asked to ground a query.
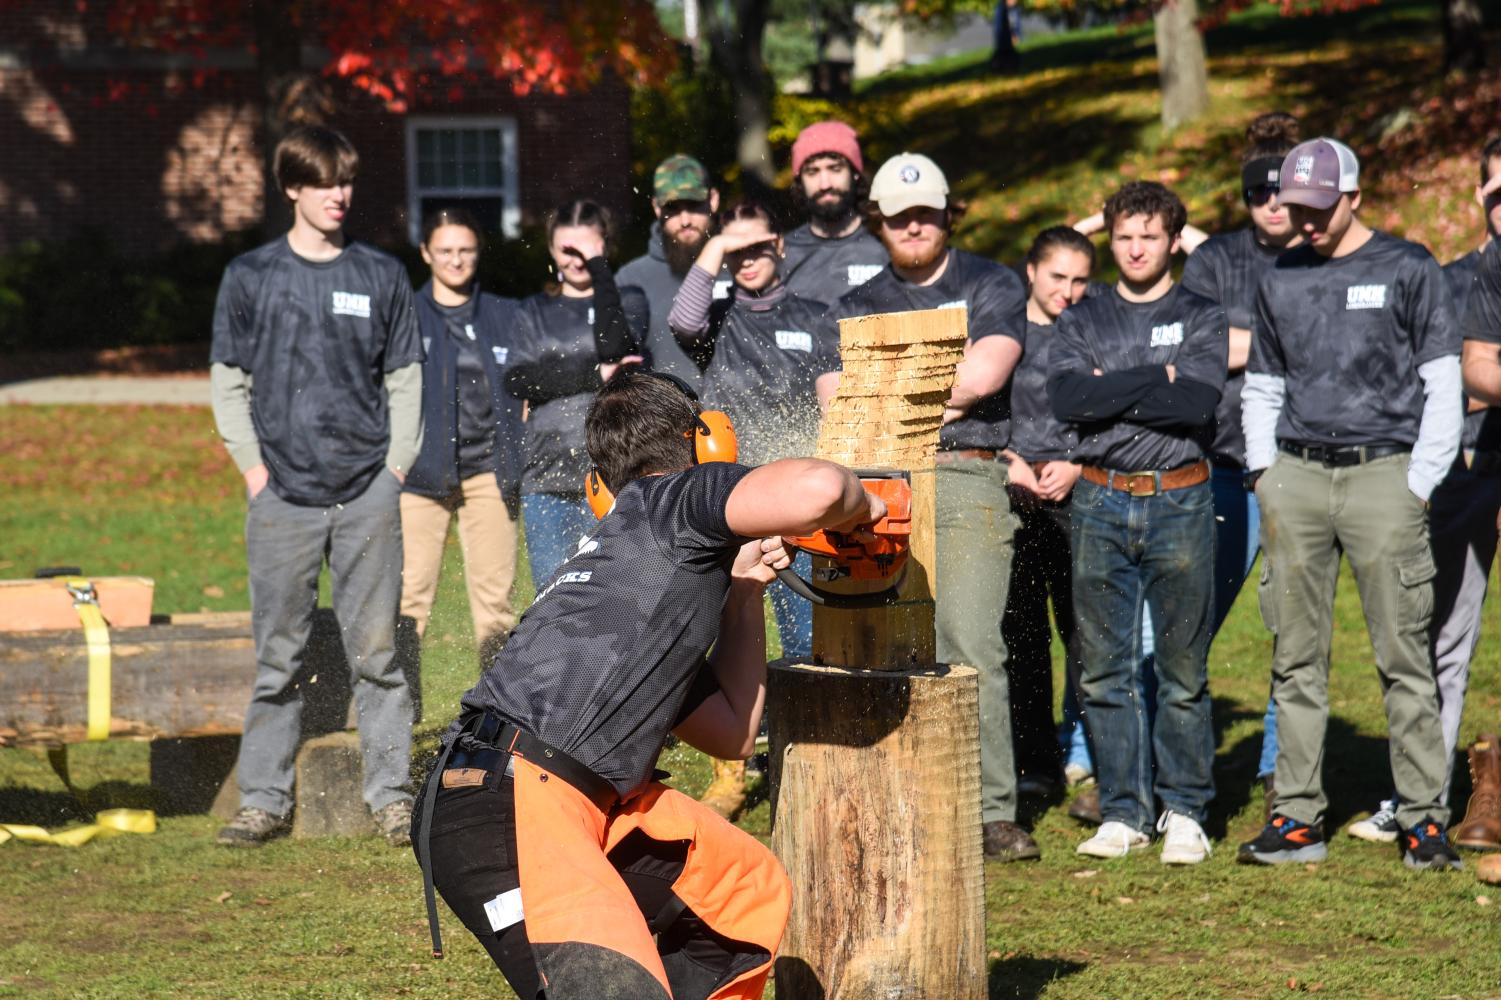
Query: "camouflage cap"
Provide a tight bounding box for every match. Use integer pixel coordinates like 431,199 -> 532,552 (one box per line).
653,154 -> 711,204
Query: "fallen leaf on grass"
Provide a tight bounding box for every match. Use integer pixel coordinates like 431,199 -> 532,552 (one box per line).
215,891 -> 232,903
1288,978 -> 1299,990
1073,869 -> 1098,878
1115,896 -> 1135,905
1478,896 -> 1493,906
1304,863 -> 1319,872
202,585 -> 224,598
253,897 -> 272,906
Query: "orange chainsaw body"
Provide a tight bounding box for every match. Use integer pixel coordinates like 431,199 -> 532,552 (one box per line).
785,473 -> 912,583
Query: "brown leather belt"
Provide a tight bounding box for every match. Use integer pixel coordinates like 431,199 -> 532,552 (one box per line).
934,448 -> 998,464
1081,460 -> 1209,496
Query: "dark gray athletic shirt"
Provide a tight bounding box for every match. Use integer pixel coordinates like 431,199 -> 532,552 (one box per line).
457,461 -> 752,795
210,237 -> 423,506
780,223 -> 889,307
617,223 -> 731,391
1447,247 -> 1501,452
698,291 -> 840,466
1250,231 -> 1461,447
1179,228 -> 1286,467
506,289 -> 650,496
435,298 -> 497,479
1008,319 -> 1078,462
1050,284 -> 1228,471
829,249 -> 1028,451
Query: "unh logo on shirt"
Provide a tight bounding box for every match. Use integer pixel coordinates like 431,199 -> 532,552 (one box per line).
937,300 -> 967,311
776,330 -> 814,352
331,291 -> 371,318
1346,284 -> 1388,310
491,346 -> 508,365
847,264 -> 883,286
1150,322 -> 1184,347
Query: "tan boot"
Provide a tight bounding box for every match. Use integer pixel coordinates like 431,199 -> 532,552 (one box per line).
699,757 -> 748,821
1454,734 -> 1501,852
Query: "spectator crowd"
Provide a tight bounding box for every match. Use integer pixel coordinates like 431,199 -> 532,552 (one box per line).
206,114 -> 1501,877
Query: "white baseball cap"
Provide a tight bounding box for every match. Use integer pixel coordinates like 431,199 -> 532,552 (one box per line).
869,153 -> 949,216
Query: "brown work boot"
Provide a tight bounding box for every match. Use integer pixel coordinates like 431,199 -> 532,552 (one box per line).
1068,785 -> 1103,826
700,757 -> 748,821
1453,734 -> 1501,852
983,820 -> 1041,862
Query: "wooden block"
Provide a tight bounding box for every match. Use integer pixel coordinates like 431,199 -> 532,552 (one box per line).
291,732 -> 376,839
0,577 -> 154,632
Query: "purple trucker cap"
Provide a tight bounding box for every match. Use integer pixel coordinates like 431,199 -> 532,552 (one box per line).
1278,138 -> 1360,210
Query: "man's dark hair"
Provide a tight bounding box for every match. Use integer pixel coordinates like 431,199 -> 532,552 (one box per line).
420,205 -> 482,246
273,125 -> 359,195
1025,225 -> 1096,269
586,371 -> 698,491
1103,182 -> 1187,238
1481,136 -> 1501,184
791,153 -> 870,225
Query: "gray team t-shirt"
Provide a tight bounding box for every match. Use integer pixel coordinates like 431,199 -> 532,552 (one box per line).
1250,230 -> 1461,447
1051,284 -> 1228,470
1179,227 -> 1286,467
1447,247 -> 1501,452
1008,319 -> 1078,462
780,223 -> 889,307
829,249 -> 1028,452
210,237 -> 423,506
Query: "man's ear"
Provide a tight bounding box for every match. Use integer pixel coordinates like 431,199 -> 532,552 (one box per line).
651,198 -> 663,220
284,185 -> 300,204
1349,190 -> 1363,213
709,189 -> 721,213
1169,233 -> 1183,257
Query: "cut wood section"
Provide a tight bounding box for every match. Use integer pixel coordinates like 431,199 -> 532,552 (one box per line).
0,576 -> 155,631
811,307 -> 966,672
769,662 -> 985,1000
772,306 -> 984,1000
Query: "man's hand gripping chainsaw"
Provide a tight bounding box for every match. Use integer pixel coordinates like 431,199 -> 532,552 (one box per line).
777,470 -> 912,609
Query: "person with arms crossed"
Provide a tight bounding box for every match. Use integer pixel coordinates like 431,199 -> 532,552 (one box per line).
830,153 -> 1034,861
780,120 -> 888,306
1238,138 -> 1464,870
414,371 -> 886,1000
210,125 -> 424,847
399,207 -> 526,671
1048,181 -> 1226,865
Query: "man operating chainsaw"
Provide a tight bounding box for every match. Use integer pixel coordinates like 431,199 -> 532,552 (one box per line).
413,369 -> 885,1000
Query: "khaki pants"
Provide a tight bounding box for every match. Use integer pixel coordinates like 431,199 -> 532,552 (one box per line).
1257,452 -> 1448,829
400,472 -> 519,653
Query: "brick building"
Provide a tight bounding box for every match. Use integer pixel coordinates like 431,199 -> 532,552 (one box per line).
0,2 -> 634,254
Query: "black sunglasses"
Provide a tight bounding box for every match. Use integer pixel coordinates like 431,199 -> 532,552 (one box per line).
1244,184 -> 1280,207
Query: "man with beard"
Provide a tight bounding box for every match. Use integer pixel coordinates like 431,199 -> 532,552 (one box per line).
619,155 -> 726,392
781,121 -> 889,307
829,153 -> 1034,861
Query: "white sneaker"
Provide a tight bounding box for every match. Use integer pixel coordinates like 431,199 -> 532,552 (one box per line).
1076,820 -> 1150,858
1064,763 -> 1095,788
1346,799 -> 1400,843
1157,810 -> 1211,865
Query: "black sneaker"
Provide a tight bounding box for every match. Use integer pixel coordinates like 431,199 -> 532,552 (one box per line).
1237,813 -> 1327,864
1401,816 -> 1463,871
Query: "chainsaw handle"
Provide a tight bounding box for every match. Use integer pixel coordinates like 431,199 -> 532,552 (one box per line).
775,566 -> 904,610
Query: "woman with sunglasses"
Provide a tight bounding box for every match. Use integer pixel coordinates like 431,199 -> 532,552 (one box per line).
668,200 -> 840,817
1178,110 -> 1303,813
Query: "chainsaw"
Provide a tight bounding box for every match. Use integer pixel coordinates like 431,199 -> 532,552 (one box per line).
776,470 -> 912,609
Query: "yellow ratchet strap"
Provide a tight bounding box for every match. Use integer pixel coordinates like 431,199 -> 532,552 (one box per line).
0,809 -> 156,847
64,577 -> 111,741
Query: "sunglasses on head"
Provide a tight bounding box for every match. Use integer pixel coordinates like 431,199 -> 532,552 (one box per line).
1244,184 -> 1280,207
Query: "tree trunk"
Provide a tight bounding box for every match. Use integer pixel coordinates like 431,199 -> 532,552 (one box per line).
990,0 -> 1020,74
1443,0 -> 1486,74
250,0 -> 327,236
705,0 -> 776,198
1153,0 -> 1210,131
769,307 -> 984,999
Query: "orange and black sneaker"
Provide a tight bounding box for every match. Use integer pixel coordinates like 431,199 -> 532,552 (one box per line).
1401,817 -> 1463,871
1237,813 -> 1327,865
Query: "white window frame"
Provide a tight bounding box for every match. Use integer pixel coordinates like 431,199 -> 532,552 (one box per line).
404,115 -> 520,242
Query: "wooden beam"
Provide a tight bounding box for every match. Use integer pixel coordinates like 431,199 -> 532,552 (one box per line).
771,307 -> 985,999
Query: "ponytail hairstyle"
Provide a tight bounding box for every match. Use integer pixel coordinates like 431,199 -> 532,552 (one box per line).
1025,225 -> 1096,272
1242,111 -> 1301,164
420,205 -> 482,247
544,198 -> 613,295
716,199 -> 780,235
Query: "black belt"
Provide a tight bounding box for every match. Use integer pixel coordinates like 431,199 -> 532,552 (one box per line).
416,711 -> 617,960
1278,442 -> 1409,467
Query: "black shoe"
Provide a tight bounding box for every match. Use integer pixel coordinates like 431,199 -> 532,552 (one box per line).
983,820 -> 1041,862
1401,816 -> 1463,870
1237,813 -> 1327,865
1067,786 -> 1102,826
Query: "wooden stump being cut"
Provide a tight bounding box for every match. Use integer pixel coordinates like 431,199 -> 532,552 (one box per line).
770,306 -> 984,999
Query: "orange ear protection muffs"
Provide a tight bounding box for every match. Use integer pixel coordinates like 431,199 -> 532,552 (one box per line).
586,373 -> 738,519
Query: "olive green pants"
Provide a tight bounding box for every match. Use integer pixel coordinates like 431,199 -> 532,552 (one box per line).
1256,452 -> 1448,830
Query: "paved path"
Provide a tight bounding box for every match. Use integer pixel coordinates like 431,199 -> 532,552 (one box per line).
0,375 -> 210,406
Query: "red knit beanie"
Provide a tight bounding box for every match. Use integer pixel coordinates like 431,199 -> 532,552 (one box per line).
791,121 -> 864,177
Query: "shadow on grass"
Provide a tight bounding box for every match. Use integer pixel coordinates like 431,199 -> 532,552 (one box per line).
0,778 -> 156,827
989,954 -> 1088,999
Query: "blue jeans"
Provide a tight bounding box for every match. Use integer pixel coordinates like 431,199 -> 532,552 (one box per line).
767,550 -> 814,660
1071,478 -> 1217,831
1209,464 -> 1275,777
521,492 -> 595,587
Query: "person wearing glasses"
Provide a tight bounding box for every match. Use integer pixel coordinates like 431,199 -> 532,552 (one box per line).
1177,111 -> 1304,815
